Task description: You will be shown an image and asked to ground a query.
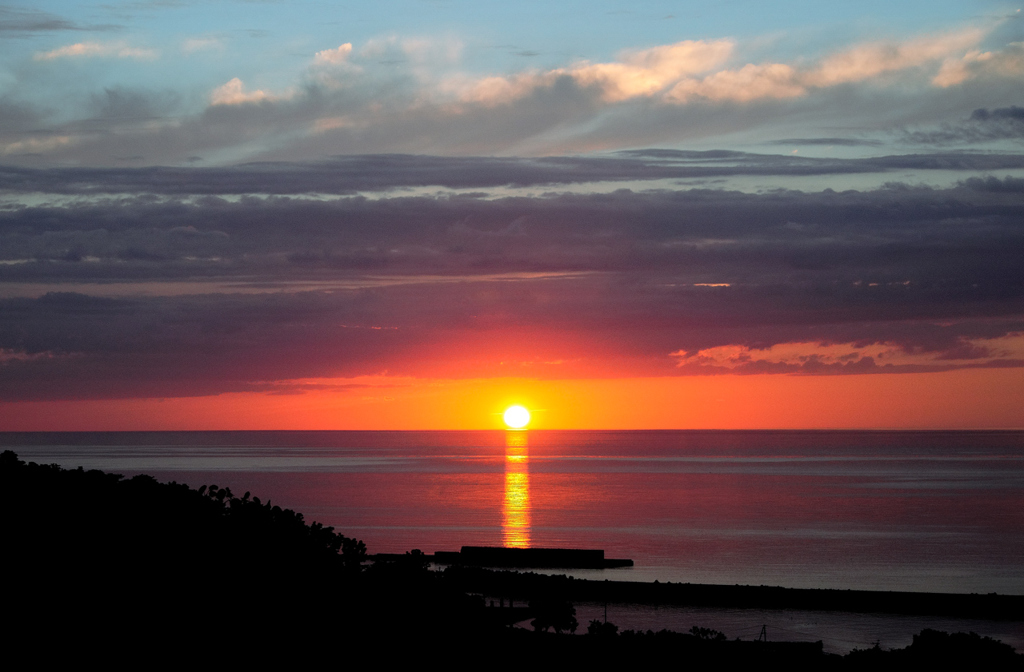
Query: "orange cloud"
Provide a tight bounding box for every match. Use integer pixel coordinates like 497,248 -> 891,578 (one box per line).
933,42 -> 1024,87
671,334 -> 1024,372
34,41 -> 158,61
453,39 -> 733,105
666,62 -> 804,103
804,27 -> 985,87
210,78 -> 276,106
453,25 -> 995,107
569,39 -> 734,101
314,43 -> 353,65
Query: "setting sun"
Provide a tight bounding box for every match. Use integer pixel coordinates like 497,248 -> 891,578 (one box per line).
503,405 -> 531,429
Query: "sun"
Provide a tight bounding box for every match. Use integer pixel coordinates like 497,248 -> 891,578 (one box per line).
503,405 -> 531,429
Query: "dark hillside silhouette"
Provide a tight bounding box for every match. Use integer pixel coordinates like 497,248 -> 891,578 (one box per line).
3,451 -> 1020,669
1,450 -> 484,662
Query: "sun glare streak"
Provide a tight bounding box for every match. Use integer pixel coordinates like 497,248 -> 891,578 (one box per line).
502,430 -> 531,548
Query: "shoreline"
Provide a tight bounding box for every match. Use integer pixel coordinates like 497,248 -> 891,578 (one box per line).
445,567 -> 1024,621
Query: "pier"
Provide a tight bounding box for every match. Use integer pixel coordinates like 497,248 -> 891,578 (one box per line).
371,546 -> 634,569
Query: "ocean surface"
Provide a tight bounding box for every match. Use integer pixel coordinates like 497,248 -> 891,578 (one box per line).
5,429 -> 1023,652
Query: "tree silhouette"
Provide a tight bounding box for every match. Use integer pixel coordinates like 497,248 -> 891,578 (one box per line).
690,626 -> 727,641
587,619 -> 619,638
530,596 -> 578,634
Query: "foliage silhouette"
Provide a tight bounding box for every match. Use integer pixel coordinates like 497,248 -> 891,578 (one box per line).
587,619 -> 619,638
530,594 -> 578,634
844,628 -> 1022,670
0,450 -> 465,661
4,450 -> 1021,669
691,625 -> 727,641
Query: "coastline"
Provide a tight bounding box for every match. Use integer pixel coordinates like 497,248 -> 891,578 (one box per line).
445,566 -> 1024,620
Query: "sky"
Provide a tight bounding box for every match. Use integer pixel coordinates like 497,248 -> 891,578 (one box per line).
0,1 -> 1022,429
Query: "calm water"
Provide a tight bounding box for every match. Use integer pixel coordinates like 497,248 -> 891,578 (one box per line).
5,430 -> 1023,651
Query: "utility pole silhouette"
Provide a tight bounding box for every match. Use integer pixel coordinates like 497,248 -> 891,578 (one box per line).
758,625 -> 768,642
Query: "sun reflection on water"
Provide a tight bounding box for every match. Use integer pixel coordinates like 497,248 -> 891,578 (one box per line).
502,430 -> 531,548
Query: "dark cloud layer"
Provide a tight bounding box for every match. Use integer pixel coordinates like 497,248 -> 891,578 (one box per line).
0,6 -> 120,34
3,150 -> 1024,195
766,138 -> 885,147
0,155 -> 1022,401
903,106 -> 1024,145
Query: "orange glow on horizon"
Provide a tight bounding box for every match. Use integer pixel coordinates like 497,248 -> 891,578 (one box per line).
0,368 -> 1022,431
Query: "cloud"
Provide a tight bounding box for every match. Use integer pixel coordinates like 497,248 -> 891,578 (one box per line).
1,135 -> 73,156
314,43 -> 353,65
960,175 -> 1024,192
0,7 -> 120,35
88,87 -> 180,122
210,78 -> 276,105
664,26 -> 993,104
569,39 -> 734,101
671,335 -> 1024,375
0,166 -> 1021,400
454,39 -> 733,105
34,41 -> 158,61
454,27 -> 993,108
2,21 -> 1023,402
903,105 -> 1024,145
972,106 -> 1024,123
399,36 -> 463,65
182,37 -> 225,54
3,150 -> 1024,195
766,138 -> 884,147
805,27 -> 986,87
4,25 -> 1022,166
360,35 -> 463,66
932,42 -> 1024,87
666,62 -> 804,102
0,348 -> 65,364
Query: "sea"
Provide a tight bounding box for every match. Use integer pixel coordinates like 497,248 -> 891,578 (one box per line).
4,429 -> 1023,653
